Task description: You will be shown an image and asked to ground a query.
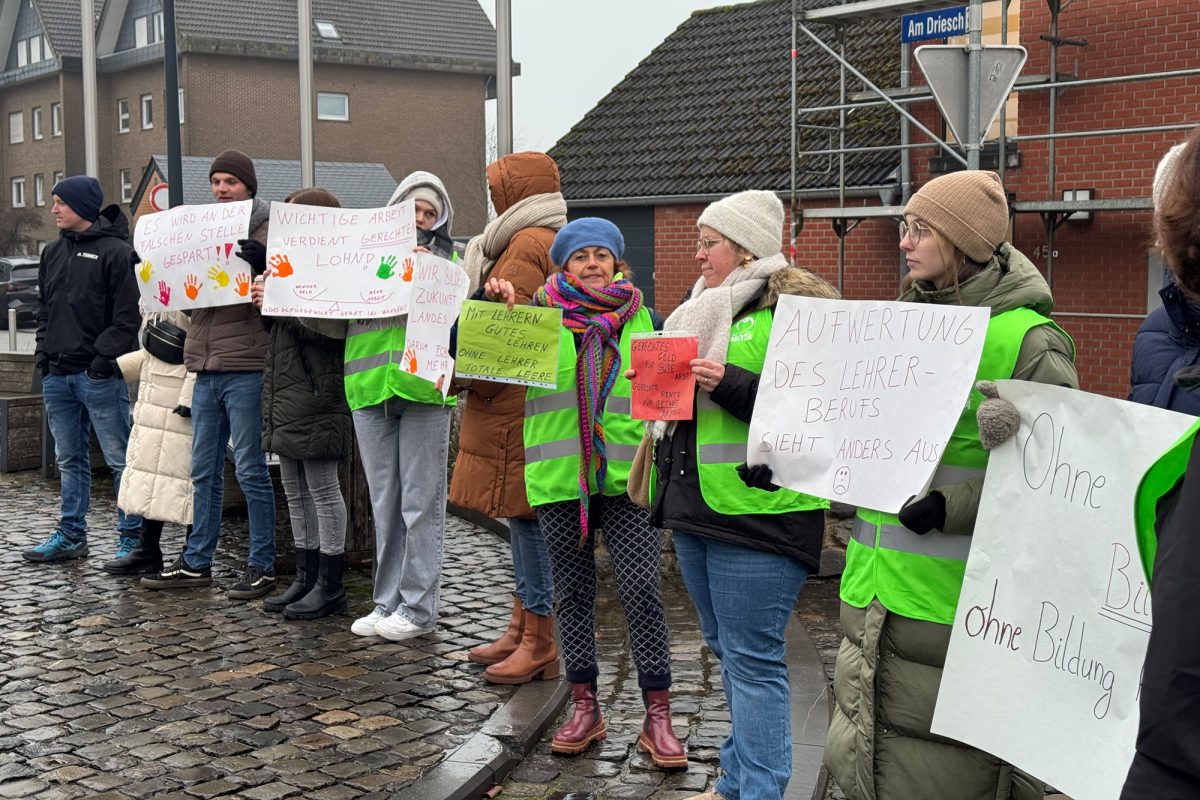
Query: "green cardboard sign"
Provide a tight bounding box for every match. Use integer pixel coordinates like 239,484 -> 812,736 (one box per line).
455,300 -> 563,389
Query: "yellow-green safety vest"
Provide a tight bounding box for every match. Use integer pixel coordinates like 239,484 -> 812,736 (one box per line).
523,306 -> 652,507
342,318 -> 456,410
842,307 -> 1074,625
1133,418 -> 1200,585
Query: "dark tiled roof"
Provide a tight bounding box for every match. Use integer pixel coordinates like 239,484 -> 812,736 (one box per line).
35,0 -> 87,58
549,0 -> 900,201
144,155 -> 397,208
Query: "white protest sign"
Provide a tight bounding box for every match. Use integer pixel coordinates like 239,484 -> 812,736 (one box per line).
261,200 -> 417,318
747,296 -> 989,512
398,252 -> 470,398
132,200 -> 254,310
932,381 -> 1195,800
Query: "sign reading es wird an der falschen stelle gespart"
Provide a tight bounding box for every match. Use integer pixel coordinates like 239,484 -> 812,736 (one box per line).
901,6 -> 967,43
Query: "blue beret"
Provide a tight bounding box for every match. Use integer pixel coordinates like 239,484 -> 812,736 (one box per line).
550,217 -> 625,267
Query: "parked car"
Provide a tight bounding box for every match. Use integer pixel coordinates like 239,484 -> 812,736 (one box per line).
0,256 -> 40,330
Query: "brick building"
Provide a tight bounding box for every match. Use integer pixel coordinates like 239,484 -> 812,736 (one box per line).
0,0 -> 498,250
550,0 -> 1200,398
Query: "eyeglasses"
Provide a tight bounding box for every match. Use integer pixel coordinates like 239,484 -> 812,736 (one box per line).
697,236 -> 726,253
898,221 -> 933,246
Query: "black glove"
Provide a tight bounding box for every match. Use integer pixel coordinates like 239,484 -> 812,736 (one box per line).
236,238 -> 267,276
35,353 -> 48,376
736,462 -> 780,492
897,491 -> 946,535
172,405 -> 192,418
85,356 -> 116,380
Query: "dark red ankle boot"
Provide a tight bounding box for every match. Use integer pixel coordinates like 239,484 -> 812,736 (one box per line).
638,689 -> 687,769
551,681 -> 605,755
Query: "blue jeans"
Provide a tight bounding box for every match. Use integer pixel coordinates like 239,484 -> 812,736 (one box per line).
42,372 -> 142,541
509,516 -> 554,616
184,371 -> 276,570
673,531 -> 811,800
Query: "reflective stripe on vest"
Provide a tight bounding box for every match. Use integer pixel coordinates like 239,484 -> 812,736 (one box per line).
840,308 -> 1071,625
523,306 -> 652,506
695,307 -> 827,516
342,320 -> 455,409
1133,419 -> 1200,585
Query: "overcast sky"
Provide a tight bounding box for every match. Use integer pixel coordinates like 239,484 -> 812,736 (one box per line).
480,0 -> 755,152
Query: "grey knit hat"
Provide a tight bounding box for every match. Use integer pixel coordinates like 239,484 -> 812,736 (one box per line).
1153,142 -> 1188,211
905,171 -> 1008,263
697,190 -> 784,259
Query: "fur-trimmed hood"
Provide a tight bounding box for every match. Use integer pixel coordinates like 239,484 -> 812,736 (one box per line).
755,266 -> 840,310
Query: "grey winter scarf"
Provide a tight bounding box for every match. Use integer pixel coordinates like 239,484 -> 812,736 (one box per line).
462,192 -> 568,296
650,252 -> 789,441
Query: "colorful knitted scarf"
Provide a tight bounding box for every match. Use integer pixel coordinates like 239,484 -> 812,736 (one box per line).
533,271 -> 642,538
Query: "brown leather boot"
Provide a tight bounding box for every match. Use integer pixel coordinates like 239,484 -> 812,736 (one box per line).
483,610 -> 560,684
468,596 -> 524,665
637,689 -> 688,769
551,681 -> 605,755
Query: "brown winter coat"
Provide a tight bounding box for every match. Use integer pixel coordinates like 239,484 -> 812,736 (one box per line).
449,153 -> 561,519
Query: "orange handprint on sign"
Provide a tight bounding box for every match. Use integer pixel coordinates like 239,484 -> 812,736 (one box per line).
401,256 -> 415,282
402,347 -> 418,373
184,274 -> 203,300
268,253 -> 294,278
235,273 -> 251,297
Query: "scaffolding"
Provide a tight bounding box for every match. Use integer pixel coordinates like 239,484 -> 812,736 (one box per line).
790,0 -> 1200,314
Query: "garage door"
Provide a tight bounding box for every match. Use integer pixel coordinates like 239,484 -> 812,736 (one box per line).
567,206 -> 656,310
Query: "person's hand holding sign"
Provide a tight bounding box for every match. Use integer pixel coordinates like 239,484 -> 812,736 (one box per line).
691,358 -> 725,394
483,277 -> 517,310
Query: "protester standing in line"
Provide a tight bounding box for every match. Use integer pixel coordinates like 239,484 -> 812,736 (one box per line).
101,311 -> 195,575
341,170 -> 466,641
248,187 -> 353,620
824,171 -> 1078,800
141,150 -> 277,599
635,190 -> 836,800
455,152 -> 565,683
485,217 -> 687,770
25,176 -> 143,563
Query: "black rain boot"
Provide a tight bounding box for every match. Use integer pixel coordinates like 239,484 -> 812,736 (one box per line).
102,520 -> 164,575
264,547 -> 319,613
283,552 -> 347,620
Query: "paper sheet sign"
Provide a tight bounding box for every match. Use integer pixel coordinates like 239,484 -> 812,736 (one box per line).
260,200 -> 417,319
747,296 -> 990,512
932,382 -> 1196,800
454,301 -> 563,389
630,333 -> 698,420
132,200 -> 254,310
397,252 -> 470,399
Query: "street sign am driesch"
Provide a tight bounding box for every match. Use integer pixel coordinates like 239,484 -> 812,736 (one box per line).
901,6 -> 968,44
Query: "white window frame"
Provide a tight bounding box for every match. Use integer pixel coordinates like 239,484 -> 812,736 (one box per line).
34,174 -> 44,206
117,98 -> 129,133
42,36 -> 51,60
31,106 -> 42,139
119,169 -> 132,204
140,94 -> 153,129
11,177 -> 25,208
51,102 -> 61,136
134,16 -> 149,48
316,92 -> 349,121
178,88 -> 185,125
29,35 -> 41,62
8,111 -> 23,144
315,20 -> 339,39
52,170 -> 63,185
153,12 -> 164,43
16,38 -> 27,68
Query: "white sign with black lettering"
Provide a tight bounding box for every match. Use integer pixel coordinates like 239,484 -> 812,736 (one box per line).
934,381 -> 1195,800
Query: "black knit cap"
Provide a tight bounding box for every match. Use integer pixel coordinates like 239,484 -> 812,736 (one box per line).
208,149 -> 258,197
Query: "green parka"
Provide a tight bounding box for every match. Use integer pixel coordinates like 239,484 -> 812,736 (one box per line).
825,243 -> 1078,800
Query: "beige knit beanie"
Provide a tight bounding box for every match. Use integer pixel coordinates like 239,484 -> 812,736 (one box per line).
1153,142 -> 1188,212
697,190 -> 785,259
904,171 -> 1008,263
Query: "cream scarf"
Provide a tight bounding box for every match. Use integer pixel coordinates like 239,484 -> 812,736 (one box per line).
461,192 -> 568,295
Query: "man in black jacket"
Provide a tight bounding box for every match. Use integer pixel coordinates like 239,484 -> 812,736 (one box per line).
25,176 -> 143,563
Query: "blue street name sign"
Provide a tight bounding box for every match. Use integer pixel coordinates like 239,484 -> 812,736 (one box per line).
901,6 -> 968,43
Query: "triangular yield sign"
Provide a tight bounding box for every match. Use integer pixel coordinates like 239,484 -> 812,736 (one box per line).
914,45 -> 1027,147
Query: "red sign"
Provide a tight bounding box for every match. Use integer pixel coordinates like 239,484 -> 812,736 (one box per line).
149,183 -> 170,212
630,333 -> 698,421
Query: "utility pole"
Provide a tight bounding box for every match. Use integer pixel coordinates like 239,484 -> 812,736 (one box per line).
80,0 -> 98,176
298,0 -> 315,187
495,0 -> 513,157
163,0 -> 182,207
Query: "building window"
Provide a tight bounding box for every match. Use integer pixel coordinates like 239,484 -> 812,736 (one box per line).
140,94 -> 153,129
315,20 -> 339,39
178,88 -> 185,125
31,106 -> 42,139
11,177 -> 25,208
316,92 -> 349,121
34,174 -> 44,206
117,98 -> 129,133
134,14 -> 163,48
50,102 -> 61,136
14,35 -> 49,67
52,170 -> 63,185
16,38 -> 27,68
8,111 -> 22,144
154,12 -> 164,42
119,169 -> 132,204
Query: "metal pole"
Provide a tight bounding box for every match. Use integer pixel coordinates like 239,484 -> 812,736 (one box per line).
1046,2 -> 1059,289
6,310 -> 15,351
789,0 -> 797,266
998,0 -> 1010,183
298,0 -> 315,187
837,27 -> 846,294
163,0 -> 182,208
495,0 -> 513,157
80,0 -> 98,176
966,0 -> 983,169
899,41 -> 911,277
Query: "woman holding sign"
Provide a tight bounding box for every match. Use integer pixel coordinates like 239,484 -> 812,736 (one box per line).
825,172 -> 1078,800
485,217 -> 687,770
640,190 -> 837,800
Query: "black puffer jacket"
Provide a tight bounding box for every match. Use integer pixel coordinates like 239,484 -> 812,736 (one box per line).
261,317 -> 351,461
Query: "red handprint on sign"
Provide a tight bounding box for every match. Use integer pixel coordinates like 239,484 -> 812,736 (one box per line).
235,273 -> 251,297
268,253 -> 294,278
401,256 -> 415,282
157,280 -> 171,306
402,347 -> 418,373
184,274 -> 203,300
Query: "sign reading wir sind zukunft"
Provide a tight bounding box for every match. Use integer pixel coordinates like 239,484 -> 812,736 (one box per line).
901,6 -> 968,43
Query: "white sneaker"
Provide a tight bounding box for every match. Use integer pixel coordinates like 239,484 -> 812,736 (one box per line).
351,606 -> 388,636
374,610 -> 434,642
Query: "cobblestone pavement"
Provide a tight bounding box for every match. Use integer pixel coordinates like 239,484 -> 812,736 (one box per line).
0,470 -> 524,799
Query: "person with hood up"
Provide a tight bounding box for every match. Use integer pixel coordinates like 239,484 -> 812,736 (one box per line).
24,176 -> 142,563
453,152 -> 566,684
824,171 -> 1078,800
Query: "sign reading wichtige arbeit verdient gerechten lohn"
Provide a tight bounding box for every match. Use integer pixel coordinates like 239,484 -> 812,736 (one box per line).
901,6 -> 967,43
